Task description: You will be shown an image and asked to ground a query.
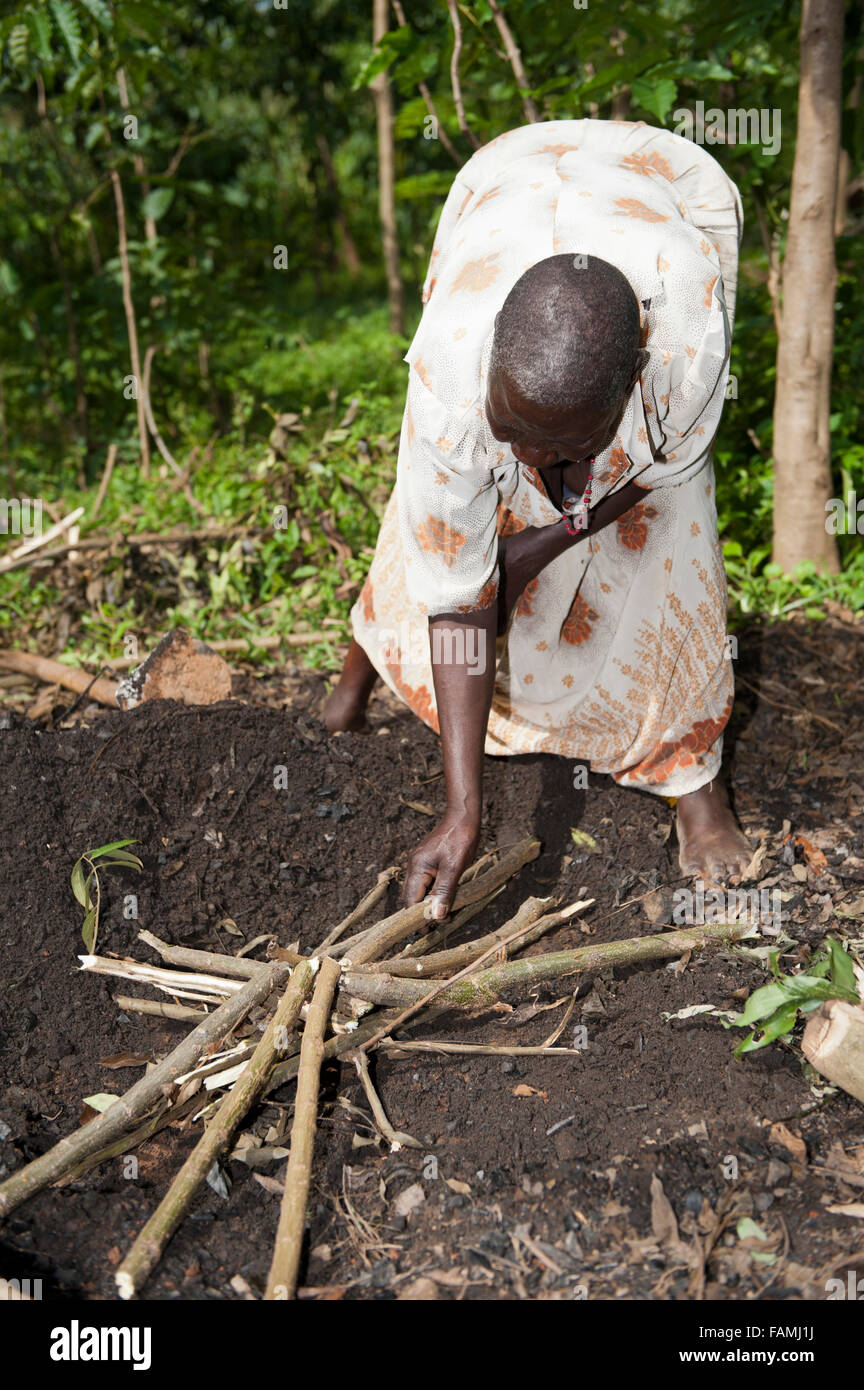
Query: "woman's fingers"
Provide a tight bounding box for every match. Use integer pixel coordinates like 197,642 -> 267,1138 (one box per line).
401,819 -> 479,918
402,850 -> 436,908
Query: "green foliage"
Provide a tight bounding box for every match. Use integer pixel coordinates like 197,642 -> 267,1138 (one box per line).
0,0 -> 861,666
728,937 -> 861,1057
71,839 -> 142,953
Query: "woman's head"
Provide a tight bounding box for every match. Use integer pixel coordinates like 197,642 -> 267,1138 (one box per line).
487,254 -> 647,469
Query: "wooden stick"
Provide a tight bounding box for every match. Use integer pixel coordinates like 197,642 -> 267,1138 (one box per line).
0,962 -> 291,1219
0,505 -> 85,570
392,888 -> 504,957
265,957 -> 342,1300
333,838 -> 540,965
352,1050 -> 422,1150
91,444 -> 118,522
0,652 -> 118,708
314,867 -> 399,951
348,923 -> 750,1028
115,959 -> 318,1299
115,995 -> 205,1022
802,1001 -> 864,1104
358,897 -> 592,978
138,931 -> 269,980
80,953 -> 239,998
379,1039 -> 581,1058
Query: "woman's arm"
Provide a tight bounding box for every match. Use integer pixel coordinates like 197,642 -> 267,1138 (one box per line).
402,480 -> 648,915
401,603 -> 497,917
498,479 -> 648,632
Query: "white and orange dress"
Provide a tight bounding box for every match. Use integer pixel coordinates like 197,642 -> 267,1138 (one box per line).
351,119 -> 743,797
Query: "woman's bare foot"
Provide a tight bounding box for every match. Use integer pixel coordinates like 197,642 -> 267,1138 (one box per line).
323,639 -> 378,733
675,776 -> 752,883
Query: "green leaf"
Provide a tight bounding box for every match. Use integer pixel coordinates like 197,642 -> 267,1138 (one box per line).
115,1 -> 164,41
77,0 -> 114,31
828,936 -> 858,996
646,59 -> 734,83
736,1217 -> 768,1241
82,905 -> 98,954
631,75 -> 678,124
48,0 -> 82,66
71,859 -> 91,908
141,187 -> 174,222
88,839 -> 138,859
393,172 -> 455,200
7,24 -> 28,66
82,1092 -> 119,1112
98,850 -> 143,871
570,829 -> 601,854
734,1001 -> 799,1055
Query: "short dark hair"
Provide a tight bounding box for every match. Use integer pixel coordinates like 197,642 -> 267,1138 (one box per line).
490,254 -> 642,414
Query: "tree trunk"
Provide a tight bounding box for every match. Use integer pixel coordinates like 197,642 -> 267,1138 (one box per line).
315,132 -> 362,277
110,168 -> 151,478
371,0 -> 405,334
771,0 -> 843,573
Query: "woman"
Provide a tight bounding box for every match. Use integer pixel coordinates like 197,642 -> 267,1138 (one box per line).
326,119 -> 751,917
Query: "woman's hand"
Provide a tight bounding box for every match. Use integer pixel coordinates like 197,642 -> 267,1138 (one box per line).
497,525 -> 569,634
402,809 -> 481,919
498,480 -> 650,633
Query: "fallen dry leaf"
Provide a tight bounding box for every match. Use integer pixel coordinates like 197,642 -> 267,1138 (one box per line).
512,1083 -> 547,1099
650,1174 -> 680,1246
794,835 -> 828,874
826,1203 -> 864,1219
770,1122 -> 807,1163
445,1177 -> 471,1196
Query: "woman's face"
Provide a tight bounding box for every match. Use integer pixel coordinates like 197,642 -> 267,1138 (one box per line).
484,372 -> 623,470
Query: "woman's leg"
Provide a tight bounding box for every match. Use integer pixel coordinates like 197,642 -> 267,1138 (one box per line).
323,639 -> 379,732
675,772 -> 752,882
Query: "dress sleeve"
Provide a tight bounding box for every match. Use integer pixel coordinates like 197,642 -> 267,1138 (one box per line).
397,368 -> 500,616
633,273 -> 733,491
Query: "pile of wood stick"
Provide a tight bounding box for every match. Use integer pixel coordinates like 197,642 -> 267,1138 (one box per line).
0,837 -> 749,1300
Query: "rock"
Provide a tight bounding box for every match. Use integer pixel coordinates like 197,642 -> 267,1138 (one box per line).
767,1157 -> 791,1186
397,1277 -> 439,1300
116,629 -> 233,710
394,1182 -> 426,1219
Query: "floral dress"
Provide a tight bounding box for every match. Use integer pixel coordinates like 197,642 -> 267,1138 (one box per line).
351,119 -> 743,797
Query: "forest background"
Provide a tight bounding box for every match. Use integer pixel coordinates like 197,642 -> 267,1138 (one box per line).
0,0 -> 861,673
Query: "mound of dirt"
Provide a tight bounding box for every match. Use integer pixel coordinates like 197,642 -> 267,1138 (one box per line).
0,620 -> 862,1300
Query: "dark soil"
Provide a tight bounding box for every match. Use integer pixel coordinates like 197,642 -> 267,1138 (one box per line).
1,620 -> 863,1301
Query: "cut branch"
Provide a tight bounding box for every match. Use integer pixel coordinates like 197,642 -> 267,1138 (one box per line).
314,866 -> 399,951
357,897 -> 592,978
115,959 -> 318,1299
139,931 -> 272,980
265,957 -> 342,1299
0,652 -> 118,709
0,963 -> 292,1220
333,837 -> 540,964
80,953 -> 240,1000
347,923 -> 749,1019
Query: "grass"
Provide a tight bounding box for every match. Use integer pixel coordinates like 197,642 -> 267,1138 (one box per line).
0,287 -> 862,678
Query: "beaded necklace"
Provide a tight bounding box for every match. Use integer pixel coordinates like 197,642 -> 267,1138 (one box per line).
561,456 -> 595,537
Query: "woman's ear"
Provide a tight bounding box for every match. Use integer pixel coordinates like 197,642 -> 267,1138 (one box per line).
631,348 -> 650,386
